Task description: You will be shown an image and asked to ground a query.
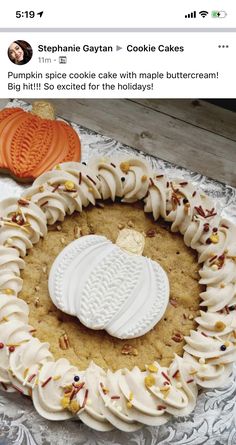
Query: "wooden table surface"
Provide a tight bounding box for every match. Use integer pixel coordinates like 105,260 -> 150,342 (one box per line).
0,98 -> 235,187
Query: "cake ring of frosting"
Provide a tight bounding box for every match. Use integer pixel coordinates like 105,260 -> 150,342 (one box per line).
48,233 -> 169,339
0,156 -> 236,432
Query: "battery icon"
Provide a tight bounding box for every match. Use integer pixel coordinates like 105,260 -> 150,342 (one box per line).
211,10 -> 227,18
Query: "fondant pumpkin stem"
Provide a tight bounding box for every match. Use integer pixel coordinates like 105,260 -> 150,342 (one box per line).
31,101 -> 55,120
115,228 -> 145,256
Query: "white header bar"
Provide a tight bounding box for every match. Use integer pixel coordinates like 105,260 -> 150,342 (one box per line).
0,0 -> 235,29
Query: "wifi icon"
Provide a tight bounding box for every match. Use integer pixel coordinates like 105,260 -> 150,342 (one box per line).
199,10 -> 209,18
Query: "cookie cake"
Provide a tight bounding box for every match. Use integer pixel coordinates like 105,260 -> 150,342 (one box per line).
0,110 -> 236,432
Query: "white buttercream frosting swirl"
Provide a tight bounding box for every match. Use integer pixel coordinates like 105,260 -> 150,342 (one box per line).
0,319 -> 32,385
0,247 -> 24,295
0,198 -> 47,255
23,163 -> 101,224
88,157 -> 151,202
32,358 -> 78,420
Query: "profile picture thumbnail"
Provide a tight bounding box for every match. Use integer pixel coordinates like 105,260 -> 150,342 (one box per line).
8,40 -> 33,65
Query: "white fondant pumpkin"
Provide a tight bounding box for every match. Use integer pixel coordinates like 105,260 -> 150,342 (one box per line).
48,235 -> 169,339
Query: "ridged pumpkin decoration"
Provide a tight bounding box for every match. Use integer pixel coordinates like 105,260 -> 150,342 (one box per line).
49,229 -> 170,339
0,102 -> 81,182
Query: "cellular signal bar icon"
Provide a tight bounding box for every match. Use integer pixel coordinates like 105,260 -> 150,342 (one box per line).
185,11 -> 196,19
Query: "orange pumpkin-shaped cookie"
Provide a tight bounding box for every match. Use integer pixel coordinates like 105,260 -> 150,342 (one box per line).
0,102 -> 81,182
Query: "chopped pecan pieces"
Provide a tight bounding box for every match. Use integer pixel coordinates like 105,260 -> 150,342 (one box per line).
59,333 -> 70,350
121,344 -> 138,356
73,225 -> 81,239
172,333 -> 183,343
18,198 -> 29,206
146,229 -> 156,237
127,221 -> 134,228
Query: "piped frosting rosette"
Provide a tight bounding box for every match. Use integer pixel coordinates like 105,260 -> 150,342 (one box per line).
0,295 -> 30,387
0,246 -> 24,295
182,352 -> 234,388
88,157 -> 151,202
0,156 -> 236,431
0,198 -> 47,255
32,358 -> 79,420
0,319 -> 33,386
8,337 -> 53,393
22,163 -> 101,224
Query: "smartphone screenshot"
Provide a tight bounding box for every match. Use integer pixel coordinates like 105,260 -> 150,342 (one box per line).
0,1 -> 235,444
